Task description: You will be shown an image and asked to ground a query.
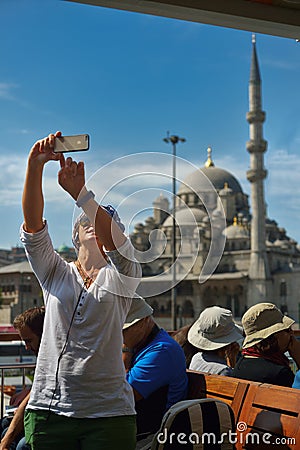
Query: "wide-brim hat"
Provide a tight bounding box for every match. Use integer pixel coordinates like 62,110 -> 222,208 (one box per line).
123,297 -> 153,329
242,302 -> 294,349
187,306 -> 243,351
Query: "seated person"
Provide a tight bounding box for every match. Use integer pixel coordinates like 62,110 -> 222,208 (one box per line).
233,302 -> 300,387
0,307 -> 45,450
122,298 -> 188,439
187,306 -> 243,376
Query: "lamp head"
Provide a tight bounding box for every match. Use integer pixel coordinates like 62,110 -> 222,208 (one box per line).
163,134 -> 186,145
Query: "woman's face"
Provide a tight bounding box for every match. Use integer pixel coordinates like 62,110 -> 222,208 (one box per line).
78,216 -> 101,249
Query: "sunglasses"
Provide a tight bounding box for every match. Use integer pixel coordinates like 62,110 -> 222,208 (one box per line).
79,216 -> 93,228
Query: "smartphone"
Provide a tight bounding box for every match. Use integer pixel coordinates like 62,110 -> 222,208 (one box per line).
54,134 -> 90,153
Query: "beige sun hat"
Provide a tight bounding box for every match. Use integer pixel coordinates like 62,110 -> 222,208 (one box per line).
123,297 -> 153,329
242,302 -> 294,349
187,306 -> 243,351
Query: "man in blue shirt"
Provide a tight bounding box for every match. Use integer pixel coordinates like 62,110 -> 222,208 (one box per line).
122,298 -> 188,439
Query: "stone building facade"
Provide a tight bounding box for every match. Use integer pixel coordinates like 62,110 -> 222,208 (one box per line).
0,261 -> 42,324
0,246 -> 75,325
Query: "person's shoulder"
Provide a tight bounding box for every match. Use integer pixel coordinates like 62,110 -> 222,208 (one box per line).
272,364 -> 294,387
189,352 -> 199,370
157,328 -> 185,349
232,355 -> 259,376
241,357 -> 285,374
220,366 -> 234,377
237,357 -> 292,381
144,329 -> 185,358
236,355 -> 264,368
257,358 -> 292,375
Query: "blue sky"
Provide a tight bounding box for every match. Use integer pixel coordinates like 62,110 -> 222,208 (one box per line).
0,0 -> 300,250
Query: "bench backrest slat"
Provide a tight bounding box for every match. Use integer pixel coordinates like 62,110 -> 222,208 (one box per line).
238,382 -> 300,448
187,370 -> 300,450
187,370 -> 251,419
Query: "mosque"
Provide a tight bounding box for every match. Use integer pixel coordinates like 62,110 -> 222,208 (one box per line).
131,38 -> 300,328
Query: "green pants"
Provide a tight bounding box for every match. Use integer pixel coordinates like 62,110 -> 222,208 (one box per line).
24,410 -> 136,450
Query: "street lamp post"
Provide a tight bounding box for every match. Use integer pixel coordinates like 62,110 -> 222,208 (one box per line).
163,134 -> 186,330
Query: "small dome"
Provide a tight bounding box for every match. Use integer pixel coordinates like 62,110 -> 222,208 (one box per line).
145,217 -> 155,225
144,217 -> 156,231
57,244 -> 71,253
223,219 -> 249,240
219,182 -> 233,196
162,207 -> 207,227
224,226 -> 249,240
134,223 -> 145,232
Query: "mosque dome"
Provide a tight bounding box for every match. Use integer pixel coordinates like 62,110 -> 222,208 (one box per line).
178,148 -> 243,196
162,207 -> 207,227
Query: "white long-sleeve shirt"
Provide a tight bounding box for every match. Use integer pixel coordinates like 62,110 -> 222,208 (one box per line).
20,222 -> 141,418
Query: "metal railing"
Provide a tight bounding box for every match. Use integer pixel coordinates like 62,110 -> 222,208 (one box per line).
0,362 -> 36,419
0,333 -> 36,418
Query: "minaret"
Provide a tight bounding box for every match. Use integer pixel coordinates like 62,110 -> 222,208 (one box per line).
246,35 -> 270,306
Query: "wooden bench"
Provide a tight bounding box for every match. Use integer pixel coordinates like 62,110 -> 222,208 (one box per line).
187,370 -> 300,449
187,369 -> 252,420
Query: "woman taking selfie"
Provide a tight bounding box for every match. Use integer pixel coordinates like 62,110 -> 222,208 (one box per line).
20,132 -> 141,450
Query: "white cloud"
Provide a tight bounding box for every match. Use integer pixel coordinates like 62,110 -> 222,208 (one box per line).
217,149 -> 300,241
0,156 -> 66,207
214,149 -> 300,206
1,147 -> 300,244
0,156 -> 26,205
263,58 -> 300,71
86,152 -> 200,197
267,150 -> 300,195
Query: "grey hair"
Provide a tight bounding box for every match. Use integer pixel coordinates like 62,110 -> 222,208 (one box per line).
72,206 -> 125,254
72,212 -> 85,253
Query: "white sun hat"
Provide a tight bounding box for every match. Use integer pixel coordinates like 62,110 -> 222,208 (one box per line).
188,306 -> 243,351
123,297 -> 153,329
